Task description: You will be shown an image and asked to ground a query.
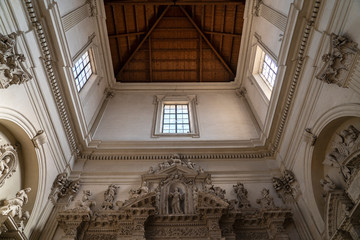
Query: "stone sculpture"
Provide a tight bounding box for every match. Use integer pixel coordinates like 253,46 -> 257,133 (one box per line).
169,187 -> 184,214
233,182 -> 251,208
0,188 -> 31,219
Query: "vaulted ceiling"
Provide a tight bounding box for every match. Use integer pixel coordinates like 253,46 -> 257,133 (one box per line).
104,0 -> 245,83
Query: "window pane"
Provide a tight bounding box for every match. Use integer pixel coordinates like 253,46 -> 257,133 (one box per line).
260,54 -> 277,88
162,104 -> 190,133
73,49 -> 94,92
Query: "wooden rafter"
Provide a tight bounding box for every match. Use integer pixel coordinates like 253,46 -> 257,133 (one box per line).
105,1 -> 244,6
109,32 -> 146,38
203,31 -> 241,38
116,5 -> 171,79
179,6 -> 235,77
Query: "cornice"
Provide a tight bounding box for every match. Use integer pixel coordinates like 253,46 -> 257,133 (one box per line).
23,0 -> 80,155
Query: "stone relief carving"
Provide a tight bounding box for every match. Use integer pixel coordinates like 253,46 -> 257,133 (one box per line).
57,155 -> 293,240
0,144 -> 17,187
233,182 -> 251,208
320,175 -> 336,198
0,32 -> 31,89
48,172 -> 80,205
256,188 -> 278,210
101,184 -> 119,210
0,188 -> 31,233
323,124 -> 360,182
253,0 -> 263,16
316,33 -> 359,87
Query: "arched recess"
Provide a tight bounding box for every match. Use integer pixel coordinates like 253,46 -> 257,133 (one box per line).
0,107 -> 47,236
303,103 -> 360,234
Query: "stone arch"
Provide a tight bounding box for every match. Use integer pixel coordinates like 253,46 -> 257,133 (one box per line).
0,107 -> 46,235
303,104 -> 360,237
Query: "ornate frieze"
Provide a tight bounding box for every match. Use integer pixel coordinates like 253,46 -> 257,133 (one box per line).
48,172 -> 80,205
56,155 -> 294,239
0,188 -> 31,235
0,32 -> 31,89
316,34 -> 359,87
0,144 -> 18,187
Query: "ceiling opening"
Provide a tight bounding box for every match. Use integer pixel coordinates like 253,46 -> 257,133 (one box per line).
104,0 -> 245,83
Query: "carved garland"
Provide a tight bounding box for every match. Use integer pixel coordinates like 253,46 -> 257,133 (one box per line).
0,144 -> 18,187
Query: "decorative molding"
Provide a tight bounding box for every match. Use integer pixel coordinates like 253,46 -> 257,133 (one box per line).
0,144 -> 18,187
259,4 -> 287,32
24,0 -> 79,155
253,0 -> 263,17
72,33 -> 95,62
62,2 -> 91,32
272,0 -> 321,154
0,32 -> 32,89
0,188 -> 31,234
316,34 -> 359,88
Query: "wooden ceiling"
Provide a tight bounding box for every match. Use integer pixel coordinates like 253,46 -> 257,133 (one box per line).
104,0 -> 245,83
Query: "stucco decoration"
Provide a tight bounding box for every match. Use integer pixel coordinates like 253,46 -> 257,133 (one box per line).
256,188 -> 278,210
57,155 -> 293,239
48,172 -> 80,205
320,175 -> 336,198
0,32 -> 31,89
0,188 -> 31,236
0,144 -> 18,187
316,33 -> 359,87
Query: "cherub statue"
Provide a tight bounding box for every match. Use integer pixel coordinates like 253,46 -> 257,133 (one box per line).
0,188 -> 31,218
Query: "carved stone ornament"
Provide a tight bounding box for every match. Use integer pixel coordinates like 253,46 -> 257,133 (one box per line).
323,124 -> 360,183
316,33 -> 359,87
256,188 -> 278,210
233,182 -> 251,208
272,170 -> 300,203
0,144 -> 18,187
320,175 -> 336,198
0,32 -> 32,89
57,155 -> 293,240
48,172 -> 80,205
101,184 -> 119,210
253,0 -> 263,16
0,187 -> 31,236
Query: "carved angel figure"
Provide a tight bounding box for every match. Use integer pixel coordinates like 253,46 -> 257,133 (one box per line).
0,155 -> 11,177
129,181 -> 149,198
169,187 -> 184,214
233,182 -> 251,208
0,187 -> 31,218
256,188 -> 277,210
320,175 -> 336,198
77,190 -> 96,211
102,184 -> 119,210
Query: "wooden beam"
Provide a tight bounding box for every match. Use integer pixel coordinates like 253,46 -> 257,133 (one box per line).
116,5 -> 170,79
105,1 -> 244,6
149,36 -> 152,82
179,6 -> 235,77
199,35 -> 202,82
109,32 -> 146,38
203,31 -> 241,38
123,5 -> 131,51
220,5 -> 226,52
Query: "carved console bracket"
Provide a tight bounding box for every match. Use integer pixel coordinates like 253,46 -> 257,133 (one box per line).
272,170 -> 300,203
48,172 -> 80,205
316,33 -> 359,88
0,32 -> 32,89
0,144 -> 18,187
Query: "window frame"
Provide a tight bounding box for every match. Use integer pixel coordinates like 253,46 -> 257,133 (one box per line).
72,48 -> 96,92
152,95 -> 199,138
250,42 -> 278,101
